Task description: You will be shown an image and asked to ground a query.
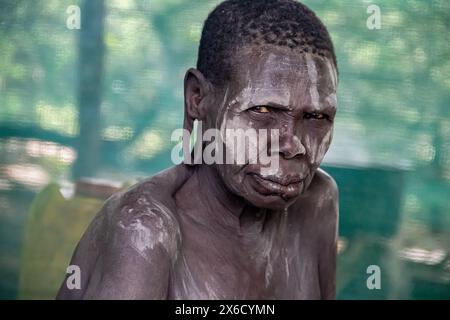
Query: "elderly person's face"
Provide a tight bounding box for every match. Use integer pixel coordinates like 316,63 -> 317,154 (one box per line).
204,46 -> 338,210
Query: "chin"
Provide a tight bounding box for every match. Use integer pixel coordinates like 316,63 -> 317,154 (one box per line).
244,193 -> 300,211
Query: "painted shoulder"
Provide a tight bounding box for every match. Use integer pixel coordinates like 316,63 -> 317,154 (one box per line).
312,167 -> 339,203
295,167 -> 339,222
310,168 -> 339,237
100,165 -> 194,262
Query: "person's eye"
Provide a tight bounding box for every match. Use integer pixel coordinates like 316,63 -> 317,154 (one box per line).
250,106 -> 271,113
304,112 -> 329,120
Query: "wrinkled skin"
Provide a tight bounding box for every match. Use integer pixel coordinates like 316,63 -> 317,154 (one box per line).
57,46 -> 339,300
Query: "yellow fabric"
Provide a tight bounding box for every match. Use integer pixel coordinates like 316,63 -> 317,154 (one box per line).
18,183 -> 104,299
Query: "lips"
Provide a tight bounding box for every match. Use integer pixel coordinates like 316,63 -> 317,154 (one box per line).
258,174 -> 303,186
249,173 -> 303,201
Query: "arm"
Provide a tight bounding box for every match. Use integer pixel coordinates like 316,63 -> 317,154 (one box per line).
56,164 -> 193,299
316,170 -> 339,300
56,194 -> 179,299
82,203 -> 178,299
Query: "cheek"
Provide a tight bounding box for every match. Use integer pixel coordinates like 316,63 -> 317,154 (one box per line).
221,114 -> 260,164
217,163 -> 249,196
303,128 -> 333,165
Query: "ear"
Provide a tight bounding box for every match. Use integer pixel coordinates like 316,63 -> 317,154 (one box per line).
183,68 -> 211,133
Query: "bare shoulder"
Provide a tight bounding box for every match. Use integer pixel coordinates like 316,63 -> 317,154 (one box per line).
312,168 -> 339,235
108,182 -> 180,260
308,168 -> 339,203
291,168 -> 339,234
310,168 -> 339,299
57,165 -> 193,299
286,168 -> 338,299
103,164 -> 195,261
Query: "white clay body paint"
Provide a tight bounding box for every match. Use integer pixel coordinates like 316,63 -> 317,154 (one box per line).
324,58 -> 338,89
326,93 -> 337,107
305,54 -> 320,110
118,199 -> 180,263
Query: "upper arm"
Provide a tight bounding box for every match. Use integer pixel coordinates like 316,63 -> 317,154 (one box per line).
57,193 -> 181,300
316,170 -> 339,299
82,229 -> 174,299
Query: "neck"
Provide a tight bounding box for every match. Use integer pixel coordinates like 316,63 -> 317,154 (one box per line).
194,164 -> 269,233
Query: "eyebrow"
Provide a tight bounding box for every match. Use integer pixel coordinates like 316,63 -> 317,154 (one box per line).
303,105 -> 337,116
240,93 -> 337,112
262,101 -> 337,113
262,102 -> 293,110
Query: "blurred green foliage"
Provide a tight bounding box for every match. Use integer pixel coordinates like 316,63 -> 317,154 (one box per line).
0,0 -> 449,299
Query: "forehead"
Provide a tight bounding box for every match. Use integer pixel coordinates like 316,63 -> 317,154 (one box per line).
227,46 -> 338,109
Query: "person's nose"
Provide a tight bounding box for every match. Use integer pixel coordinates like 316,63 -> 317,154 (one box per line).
278,123 -> 306,159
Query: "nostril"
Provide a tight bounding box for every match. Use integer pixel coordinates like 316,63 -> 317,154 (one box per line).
280,135 -> 306,159
293,136 -> 306,155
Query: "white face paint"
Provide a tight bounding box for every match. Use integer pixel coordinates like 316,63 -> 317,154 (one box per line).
218,83 -> 264,168
315,129 -> 333,165
303,54 -> 337,167
202,46 -> 338,210
326,93 -> 337,107
324,58 -> 338,89
306,54 -> 320,110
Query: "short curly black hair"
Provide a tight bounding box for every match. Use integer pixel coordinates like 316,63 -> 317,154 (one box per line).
197,0 -> 337,87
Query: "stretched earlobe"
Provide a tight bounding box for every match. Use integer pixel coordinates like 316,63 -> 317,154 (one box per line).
183,68 -> 211,165
183,68 -> 212,123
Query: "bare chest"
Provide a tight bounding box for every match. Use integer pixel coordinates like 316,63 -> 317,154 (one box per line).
168,211 -> 321,299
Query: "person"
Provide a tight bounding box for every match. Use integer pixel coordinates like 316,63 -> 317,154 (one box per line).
57,0 -> 339,299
